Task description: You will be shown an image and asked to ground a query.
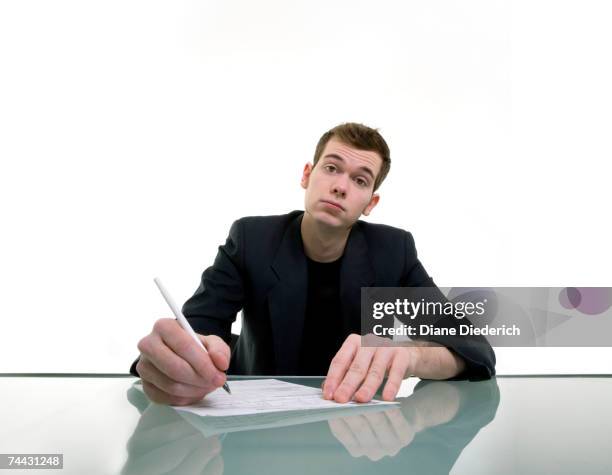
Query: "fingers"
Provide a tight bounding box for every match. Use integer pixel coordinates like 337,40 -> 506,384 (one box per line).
137,319 -> 230,402
324,335 -> 413,403
384,408 -> 415,446
137,355 -> 213,402
382,350 -> 412,401
365,411 -> 403,458
333,345 -> 377,403
328,417 -> 364,458
353,348 -> 394,402
324,334 -> 360,400
138,331 -> 204,387
329,409 -> 415,461
199,334 -> 230,372
153,319 -> 225,385
337,414 -> 384,461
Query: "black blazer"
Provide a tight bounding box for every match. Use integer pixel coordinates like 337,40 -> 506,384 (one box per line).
130,210 -> 495,378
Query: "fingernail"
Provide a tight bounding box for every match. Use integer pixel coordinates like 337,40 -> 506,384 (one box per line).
219,357 -> 229,371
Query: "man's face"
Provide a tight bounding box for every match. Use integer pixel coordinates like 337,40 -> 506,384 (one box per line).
301,138 -> 382,229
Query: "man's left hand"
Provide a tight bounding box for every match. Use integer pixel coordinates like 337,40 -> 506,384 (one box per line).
323,334 -> 418,403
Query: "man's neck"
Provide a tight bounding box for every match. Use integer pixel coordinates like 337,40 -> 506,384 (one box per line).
300,212 -> 351,263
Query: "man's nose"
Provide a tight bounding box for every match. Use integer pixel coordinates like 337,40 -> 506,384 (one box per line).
331,179 -> 347,198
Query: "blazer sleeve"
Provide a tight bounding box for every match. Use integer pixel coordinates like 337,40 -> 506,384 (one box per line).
129,219 -> 246,377
181,219 -> 246,343
400,231 -> 496,381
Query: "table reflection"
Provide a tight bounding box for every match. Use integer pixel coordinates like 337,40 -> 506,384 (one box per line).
122,378 -> 499,475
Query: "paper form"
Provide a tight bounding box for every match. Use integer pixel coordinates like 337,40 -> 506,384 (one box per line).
171,379 -> 398,417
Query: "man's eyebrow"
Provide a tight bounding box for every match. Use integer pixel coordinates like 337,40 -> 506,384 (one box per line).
322,153 -> 375,180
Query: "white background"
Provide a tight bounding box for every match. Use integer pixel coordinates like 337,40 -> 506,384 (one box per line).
1,1 -> 610,374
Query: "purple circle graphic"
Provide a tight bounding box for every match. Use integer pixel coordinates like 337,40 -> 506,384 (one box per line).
575,287 -> 612,315
559,287 -> 581,309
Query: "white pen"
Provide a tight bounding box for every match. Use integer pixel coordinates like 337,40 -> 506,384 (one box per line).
153,277 -> 231,394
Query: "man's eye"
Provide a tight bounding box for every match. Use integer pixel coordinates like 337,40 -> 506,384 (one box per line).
325,165 -> 337,172
355,178 -> 368,187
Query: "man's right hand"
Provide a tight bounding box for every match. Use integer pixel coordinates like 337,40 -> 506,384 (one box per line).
136,318 -> 230,406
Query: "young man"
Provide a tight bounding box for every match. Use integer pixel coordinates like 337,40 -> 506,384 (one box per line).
131,123 -> 495,406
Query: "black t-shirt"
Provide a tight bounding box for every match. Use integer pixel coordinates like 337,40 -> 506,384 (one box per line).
298,255 -> 346,375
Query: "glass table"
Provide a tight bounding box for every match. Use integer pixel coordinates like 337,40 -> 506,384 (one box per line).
0,375 -> 610,474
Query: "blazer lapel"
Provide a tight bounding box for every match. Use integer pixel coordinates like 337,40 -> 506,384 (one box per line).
340,222 -> 376,334
269,213 -> 308,374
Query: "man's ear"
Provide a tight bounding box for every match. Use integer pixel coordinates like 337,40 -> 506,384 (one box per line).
362,193 -> 380,216
301,163 -> 313,189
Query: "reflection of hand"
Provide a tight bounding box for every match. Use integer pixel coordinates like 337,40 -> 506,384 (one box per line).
329,381 -> 462,462
122,401 -> 223,475
329,408 -> 415,461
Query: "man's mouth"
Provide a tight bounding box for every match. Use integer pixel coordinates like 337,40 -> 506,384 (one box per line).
320,200 -> 345,211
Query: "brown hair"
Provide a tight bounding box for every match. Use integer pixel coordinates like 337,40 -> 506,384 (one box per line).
313,122 -> 391,191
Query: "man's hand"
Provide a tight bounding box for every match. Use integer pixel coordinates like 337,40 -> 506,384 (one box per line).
323,334 -> 418,403
136,318 -> 230,406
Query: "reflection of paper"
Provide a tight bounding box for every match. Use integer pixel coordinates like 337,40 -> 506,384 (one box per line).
177,402 -> 397,437
172,379 -> 398,417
